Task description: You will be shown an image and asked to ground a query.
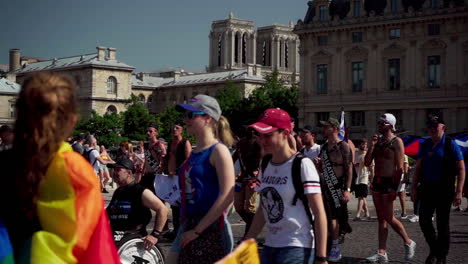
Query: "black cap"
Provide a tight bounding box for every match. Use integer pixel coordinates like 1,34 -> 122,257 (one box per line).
107,157 -> 135,172
427,115 -> 445,126
300,125 -> 315,134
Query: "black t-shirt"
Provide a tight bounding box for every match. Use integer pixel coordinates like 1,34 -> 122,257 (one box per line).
106,182 -> 152,233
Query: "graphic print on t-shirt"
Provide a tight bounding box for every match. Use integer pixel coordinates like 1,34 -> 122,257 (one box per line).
260,187 -> 284,223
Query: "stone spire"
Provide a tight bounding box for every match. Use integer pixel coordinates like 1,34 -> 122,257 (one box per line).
228,11 -> 235,19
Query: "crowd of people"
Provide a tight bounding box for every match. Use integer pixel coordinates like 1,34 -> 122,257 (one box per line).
0,72 -> 466,264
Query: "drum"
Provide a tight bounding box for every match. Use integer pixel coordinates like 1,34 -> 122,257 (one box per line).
115,232 -> 165,264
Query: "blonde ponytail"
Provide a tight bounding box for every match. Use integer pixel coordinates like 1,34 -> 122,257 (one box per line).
213,115 -> 234,147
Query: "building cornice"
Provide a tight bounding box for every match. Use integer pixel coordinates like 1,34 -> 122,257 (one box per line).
294,8 -> 468,35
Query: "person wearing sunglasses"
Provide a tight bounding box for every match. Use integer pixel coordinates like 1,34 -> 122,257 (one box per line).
245,108 -> 328,264
364,113 -> 416,262
411,116 -> 465,264
166,95 -> 235,264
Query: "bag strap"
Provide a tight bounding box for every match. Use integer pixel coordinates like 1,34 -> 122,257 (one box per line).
291,153 -> 314,227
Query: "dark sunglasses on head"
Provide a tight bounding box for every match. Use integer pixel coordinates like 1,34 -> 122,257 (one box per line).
184,111 -> 206,120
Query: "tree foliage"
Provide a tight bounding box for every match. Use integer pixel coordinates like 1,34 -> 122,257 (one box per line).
74,111 -> 127,147
122,94 -> 155,141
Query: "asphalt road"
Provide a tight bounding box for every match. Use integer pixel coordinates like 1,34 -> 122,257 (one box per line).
103,183 -> 468,263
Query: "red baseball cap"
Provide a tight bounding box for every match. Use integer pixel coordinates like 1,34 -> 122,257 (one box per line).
249,108 -> 292,134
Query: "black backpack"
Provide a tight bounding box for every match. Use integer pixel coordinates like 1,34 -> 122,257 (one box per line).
83,148 -> 98,166
260,153 -> 315,228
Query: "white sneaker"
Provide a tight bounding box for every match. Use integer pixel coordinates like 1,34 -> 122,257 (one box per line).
405,240 -> 416,260
366,252 -> 388,263
409,215 -> 419,223
327,247 -> 342,262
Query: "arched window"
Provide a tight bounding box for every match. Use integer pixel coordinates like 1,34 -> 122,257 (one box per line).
234,32 -> 240,64
106,76 -> 117,94
106,105 -> 117,114
242,34 -> 247,64
138,94 -> 145,104
218,35 -> 223,67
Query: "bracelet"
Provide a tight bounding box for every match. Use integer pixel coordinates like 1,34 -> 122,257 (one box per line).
315,256 -> 327,262
150,230 -> 163,238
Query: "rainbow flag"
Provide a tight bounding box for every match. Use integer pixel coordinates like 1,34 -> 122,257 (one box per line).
0,219 -> 14,264
1,142 -> 120,263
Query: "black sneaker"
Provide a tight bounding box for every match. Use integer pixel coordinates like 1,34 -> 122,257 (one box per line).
425,254 -> 436,264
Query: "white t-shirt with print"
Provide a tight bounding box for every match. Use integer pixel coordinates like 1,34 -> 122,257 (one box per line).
302,144 -> 321,160
258,154 -> 321,249
89,149 -> 101,174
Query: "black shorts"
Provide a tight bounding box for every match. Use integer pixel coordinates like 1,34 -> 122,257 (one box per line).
371,177 -> 397,195
140,172 -> 156,194
354,184 -> 369,198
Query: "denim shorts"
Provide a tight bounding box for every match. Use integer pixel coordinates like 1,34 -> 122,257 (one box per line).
260,246 -> 315,264
170,218 -> 233,253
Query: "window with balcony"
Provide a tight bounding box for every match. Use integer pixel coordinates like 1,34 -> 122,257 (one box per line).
317,64 -> 328,94
318,36 -> 328,46
317,112 -> 330,126
388,59 -> 400,90
352,62 -> 364,92
351,111 -> 365,126
389,29 -> 401,40
428,24 -> 440,36
428,55 -> 441,88
352,32 -> 363,43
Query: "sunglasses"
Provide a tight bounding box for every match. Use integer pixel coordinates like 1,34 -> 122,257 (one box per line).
184,111 -> 206,120
427,123 -> 439,129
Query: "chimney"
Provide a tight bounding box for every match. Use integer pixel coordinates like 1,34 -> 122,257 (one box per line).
108,47 -> 116,60
96,46 -> 106,61
9,49 -> 21,72
173,71 -> 181,81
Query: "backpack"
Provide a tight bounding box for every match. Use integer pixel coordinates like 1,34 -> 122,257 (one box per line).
83,148 -> 98,166
260,153 -> 315,228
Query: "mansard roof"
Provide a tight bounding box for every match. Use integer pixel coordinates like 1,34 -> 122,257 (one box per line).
13,53 -> 134,74
0,78 -> 20,94
161,70 -> 265,88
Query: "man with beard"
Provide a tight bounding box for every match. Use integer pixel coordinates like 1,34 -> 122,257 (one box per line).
316,117 -> 352,262
365,113 -> 416,262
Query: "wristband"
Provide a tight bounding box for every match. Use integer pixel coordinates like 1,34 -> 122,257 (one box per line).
151,230 -> 162,238
315,256 -> 327,262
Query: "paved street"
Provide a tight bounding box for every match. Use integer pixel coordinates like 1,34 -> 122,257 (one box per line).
103,184 -> 468,263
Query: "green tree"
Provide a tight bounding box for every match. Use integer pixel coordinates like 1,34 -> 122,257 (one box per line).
240,70 -> 298,130
74,111 -> 127,147
154,104 -> 184,140
122,94 -> 155,141
216,80 -> 243,117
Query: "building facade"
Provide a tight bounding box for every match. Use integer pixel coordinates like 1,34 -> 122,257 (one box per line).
294,0 -> 468,138
8,47 -> 134,117
0,78 -> 20,126
208,12 -> 300,83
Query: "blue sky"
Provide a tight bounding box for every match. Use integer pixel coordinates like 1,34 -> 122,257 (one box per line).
1,0 -> 308,72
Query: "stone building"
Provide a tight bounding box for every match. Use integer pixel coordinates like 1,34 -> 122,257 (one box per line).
294,0 -> 468,138
8,47 -> 134,117
0,78 -> 20,126
151,65 -> 265,113
208,12 -> 300,83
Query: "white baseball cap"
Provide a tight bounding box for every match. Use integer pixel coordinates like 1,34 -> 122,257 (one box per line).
379,113 -> 396,131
